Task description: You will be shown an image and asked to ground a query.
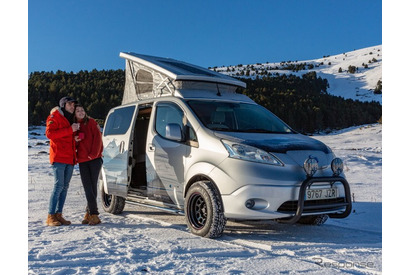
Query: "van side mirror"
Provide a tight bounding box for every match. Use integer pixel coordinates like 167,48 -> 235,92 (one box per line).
165,123 -> 182,141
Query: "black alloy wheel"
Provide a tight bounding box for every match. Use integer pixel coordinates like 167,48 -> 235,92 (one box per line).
184,181 -> 226,238
188,192 -> 208,229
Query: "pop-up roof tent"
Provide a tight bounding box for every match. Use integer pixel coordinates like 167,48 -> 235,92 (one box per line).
119,52 -> 247,105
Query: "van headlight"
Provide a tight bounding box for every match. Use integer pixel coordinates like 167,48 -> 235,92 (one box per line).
222,140 -> 283,166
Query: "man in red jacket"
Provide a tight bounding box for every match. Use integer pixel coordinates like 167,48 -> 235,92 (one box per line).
45,96 -> 79,226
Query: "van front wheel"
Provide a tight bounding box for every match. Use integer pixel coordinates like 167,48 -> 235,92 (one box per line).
185,181 -> 226,238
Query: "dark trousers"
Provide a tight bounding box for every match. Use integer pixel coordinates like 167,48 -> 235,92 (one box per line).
79,158 -> 102,215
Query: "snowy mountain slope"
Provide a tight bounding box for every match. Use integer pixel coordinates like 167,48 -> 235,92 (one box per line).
215,45 -> 382,104
28,124 -> 382,274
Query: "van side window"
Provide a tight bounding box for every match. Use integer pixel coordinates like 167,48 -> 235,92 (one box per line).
104,106 -> 136,136
155,103 -> 184,138
188,127 -> 198,142
155,102 -> 198,146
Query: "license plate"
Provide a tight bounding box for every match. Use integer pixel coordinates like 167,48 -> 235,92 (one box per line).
306,187 -> 338,200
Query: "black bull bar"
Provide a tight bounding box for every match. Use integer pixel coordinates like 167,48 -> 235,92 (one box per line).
279,176 -> 352,224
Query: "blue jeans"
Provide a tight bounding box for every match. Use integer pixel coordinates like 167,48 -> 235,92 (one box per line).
48,162 -> 74,214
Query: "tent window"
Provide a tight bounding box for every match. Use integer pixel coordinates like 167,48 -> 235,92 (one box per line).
135,70 -> 153,95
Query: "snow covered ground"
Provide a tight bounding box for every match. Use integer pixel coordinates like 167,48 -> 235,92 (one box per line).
27,124 -> 382,274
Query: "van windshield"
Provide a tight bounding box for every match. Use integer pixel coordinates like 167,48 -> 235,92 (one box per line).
187,100 -> 294,133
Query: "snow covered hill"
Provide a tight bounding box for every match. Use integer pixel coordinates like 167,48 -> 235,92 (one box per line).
28,124 -> 382,274
214,45 -> 382,104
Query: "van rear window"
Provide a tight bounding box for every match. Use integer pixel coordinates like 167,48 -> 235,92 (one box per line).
104,106 -> 136,136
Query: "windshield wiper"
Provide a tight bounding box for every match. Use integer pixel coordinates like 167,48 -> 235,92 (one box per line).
239,129 -> 275,133
210,127 -> 234,131
238,129 -> 293,134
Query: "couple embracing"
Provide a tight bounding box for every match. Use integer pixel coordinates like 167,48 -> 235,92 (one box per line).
45,96 -> 103,226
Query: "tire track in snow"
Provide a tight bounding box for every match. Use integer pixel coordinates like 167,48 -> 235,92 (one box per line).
122,206 -> 381,274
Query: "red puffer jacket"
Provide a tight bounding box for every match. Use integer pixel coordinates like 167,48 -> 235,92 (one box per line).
46,107 -> 76,165
75,117 -> 103,163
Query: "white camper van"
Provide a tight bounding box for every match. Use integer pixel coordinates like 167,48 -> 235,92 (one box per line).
99,53 -> 352,238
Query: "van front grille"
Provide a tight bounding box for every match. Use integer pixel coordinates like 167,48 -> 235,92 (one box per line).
277,198 -> 347,214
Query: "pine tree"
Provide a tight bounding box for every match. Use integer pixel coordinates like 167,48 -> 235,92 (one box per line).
348,65 -> 357,74
374,80 -> 382,94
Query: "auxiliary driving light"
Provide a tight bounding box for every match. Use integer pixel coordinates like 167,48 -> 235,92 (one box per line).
331,158 -> 344,175
245,199 -> 255,209
304,157 -> 319,177
244,199 -> 268,210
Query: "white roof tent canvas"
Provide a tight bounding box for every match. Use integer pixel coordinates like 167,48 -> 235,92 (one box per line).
119,52 -> 246,104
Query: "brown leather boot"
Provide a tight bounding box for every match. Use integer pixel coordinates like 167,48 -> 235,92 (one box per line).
55,213 -> 71,225
46,214 -> 61,226
88,214 -> 101,225
82,212 -> 91,224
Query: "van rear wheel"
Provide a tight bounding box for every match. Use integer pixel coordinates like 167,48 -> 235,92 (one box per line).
185,181 -> 226,238
99,183 -> 125,214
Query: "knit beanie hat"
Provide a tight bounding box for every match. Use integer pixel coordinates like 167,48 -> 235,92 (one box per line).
59,96 -> 78,109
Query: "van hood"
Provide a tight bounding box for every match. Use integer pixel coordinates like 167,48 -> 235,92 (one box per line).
214,132 -> 330,154
214,132 -> 332,167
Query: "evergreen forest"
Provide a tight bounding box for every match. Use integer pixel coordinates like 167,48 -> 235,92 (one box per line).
28,69 -> 382,134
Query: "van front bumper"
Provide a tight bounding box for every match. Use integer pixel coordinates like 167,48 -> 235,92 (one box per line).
278,176 -> 352,223
221,176 -> 352,222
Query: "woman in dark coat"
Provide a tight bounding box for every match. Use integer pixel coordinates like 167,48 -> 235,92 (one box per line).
74,104 -> 103,225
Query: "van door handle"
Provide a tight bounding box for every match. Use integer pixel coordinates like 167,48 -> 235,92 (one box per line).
119,141 -> 125,153
148,143 -> 155,152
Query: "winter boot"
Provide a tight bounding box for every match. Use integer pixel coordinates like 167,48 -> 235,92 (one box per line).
82,212 -> 91,224
55,213 -> 71,225
46,214 -> 61,226
88,214 -> 101,226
